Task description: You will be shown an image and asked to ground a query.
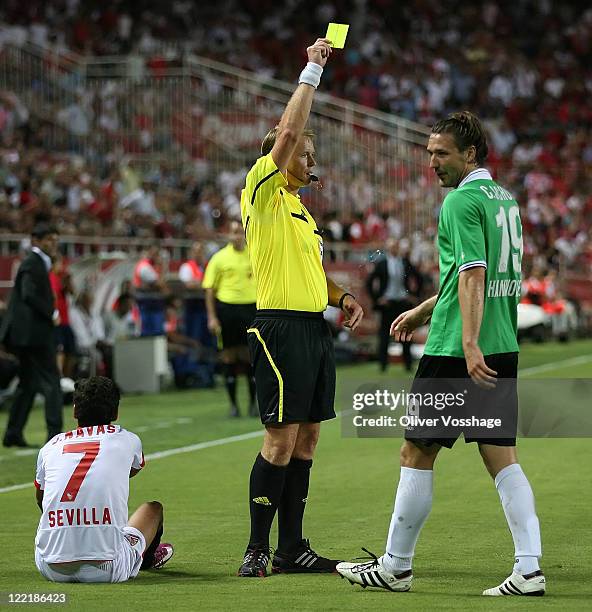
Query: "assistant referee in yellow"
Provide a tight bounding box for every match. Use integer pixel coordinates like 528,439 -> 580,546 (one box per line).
203,220 -> 257,417
237,37 -> 364,578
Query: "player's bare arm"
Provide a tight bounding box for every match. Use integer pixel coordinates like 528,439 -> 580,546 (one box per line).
270,38 -> 332,172
390,295 -> 437,341
36,487 -> 43,511
458,267 -> 497,389
326,276 -> 363,331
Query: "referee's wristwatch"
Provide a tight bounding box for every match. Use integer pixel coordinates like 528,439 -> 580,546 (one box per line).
338,292 -> 355,311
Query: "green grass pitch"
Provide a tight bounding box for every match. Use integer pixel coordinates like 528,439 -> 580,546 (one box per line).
1,340 -> 591,610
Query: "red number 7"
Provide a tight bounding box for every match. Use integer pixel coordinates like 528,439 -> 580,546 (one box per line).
60,442 -> 100,502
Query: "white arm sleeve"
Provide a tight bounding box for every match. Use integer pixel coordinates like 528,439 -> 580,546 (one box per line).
179,263 -> 194,283
35,448 -> 46,490
139,265 -> 158,283
130,432 -> 145,470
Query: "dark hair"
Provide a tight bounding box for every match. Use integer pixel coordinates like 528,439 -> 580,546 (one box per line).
431,111 -> 488,165
31,222 -> 58,239
73,377 -> 120,426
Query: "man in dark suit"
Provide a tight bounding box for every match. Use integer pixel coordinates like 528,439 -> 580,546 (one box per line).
366,238 -> 422,372
1,224 -> 63,447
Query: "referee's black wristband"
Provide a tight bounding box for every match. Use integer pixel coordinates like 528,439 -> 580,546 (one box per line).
338,292 -> 355,310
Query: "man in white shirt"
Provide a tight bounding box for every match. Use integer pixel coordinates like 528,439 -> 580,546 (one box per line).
34,377 -> 174,583
119,179 -> 160,219
103,293 -> 139,345
69,290 -> 110,377
69,290 -> 106,352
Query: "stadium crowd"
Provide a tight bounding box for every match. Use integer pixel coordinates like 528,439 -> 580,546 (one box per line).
0,0 -> 591,277
0,5 -> 587,592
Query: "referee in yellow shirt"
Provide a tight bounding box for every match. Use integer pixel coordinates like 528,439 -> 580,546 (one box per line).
203,220 -> 257,417
237,37 -> 364,578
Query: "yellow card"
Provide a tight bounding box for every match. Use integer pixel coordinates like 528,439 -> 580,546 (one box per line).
326,23 -> 349,49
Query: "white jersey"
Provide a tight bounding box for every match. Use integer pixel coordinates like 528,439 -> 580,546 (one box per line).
35,425 -> 144,563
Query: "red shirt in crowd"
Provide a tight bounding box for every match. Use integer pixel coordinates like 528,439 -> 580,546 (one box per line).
49,269 -> 70,326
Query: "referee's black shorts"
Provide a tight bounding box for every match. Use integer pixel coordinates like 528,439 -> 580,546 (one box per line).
405,352 -> 518,449
216,301 -> 257,348
247,309 -> 336,425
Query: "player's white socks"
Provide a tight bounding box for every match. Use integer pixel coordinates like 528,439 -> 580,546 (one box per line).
381,467 -> 433,574
495,463 -> 542,575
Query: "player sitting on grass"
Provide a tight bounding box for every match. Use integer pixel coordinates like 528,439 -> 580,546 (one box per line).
34,376 -> 173,583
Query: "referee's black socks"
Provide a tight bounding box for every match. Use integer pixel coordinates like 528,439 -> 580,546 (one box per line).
248,453 -> 287,548
277,457 -> 313,554
247,366 -> 256,403
224,362 -> 238,407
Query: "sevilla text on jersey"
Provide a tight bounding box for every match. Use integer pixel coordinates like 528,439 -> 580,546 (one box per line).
47,507 -> 112,528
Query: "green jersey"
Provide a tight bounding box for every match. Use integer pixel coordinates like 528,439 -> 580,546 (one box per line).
425,168 -> 523,357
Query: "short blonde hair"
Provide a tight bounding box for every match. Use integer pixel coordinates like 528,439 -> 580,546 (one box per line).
260,126 -> 315,155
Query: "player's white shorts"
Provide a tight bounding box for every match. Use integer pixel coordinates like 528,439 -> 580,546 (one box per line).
35,527 -> 146,583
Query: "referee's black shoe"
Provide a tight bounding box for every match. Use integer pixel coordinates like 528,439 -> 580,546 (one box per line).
238,544 -> 271,577
272,539 -> 341,574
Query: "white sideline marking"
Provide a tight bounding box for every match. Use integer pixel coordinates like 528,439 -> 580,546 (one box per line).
0,430 -> 263,494
1,354 -> 590,494
0,482 -> 32,493
519,354 -> 592,377
146,430 -> 263,460
135,417 -> 194,433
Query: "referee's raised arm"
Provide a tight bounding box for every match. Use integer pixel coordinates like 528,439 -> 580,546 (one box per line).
237,35 -> 366,579
270,38 -> 332,172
